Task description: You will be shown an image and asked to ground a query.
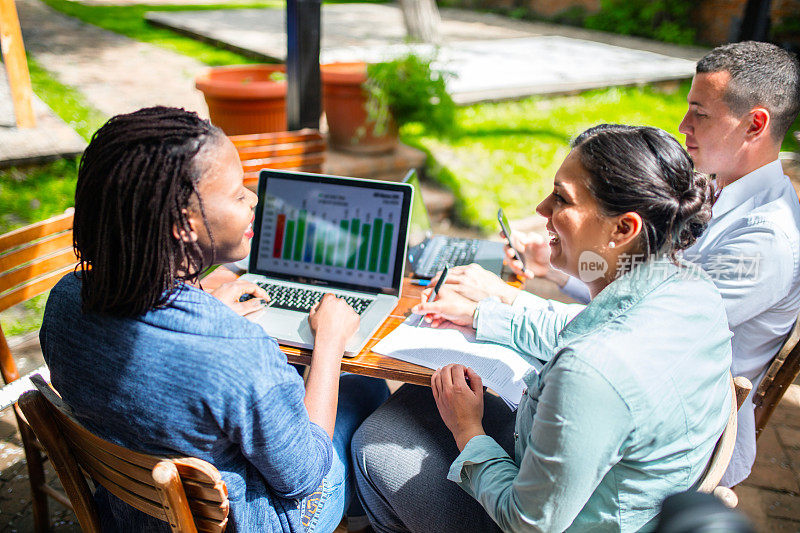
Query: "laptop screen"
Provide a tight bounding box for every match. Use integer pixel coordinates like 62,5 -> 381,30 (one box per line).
250,169 -> 413,295
402,169 -> 433,247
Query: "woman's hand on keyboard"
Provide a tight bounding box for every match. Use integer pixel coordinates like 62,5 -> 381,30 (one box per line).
210,280 -> 270,316
308,294 -> 360,352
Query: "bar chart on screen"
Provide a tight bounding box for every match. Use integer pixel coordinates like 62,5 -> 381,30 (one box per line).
256,178 -> 405,287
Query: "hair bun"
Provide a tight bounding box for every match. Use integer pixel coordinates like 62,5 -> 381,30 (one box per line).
672,172 -> 713,252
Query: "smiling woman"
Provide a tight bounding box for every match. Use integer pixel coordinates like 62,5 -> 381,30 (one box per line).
39,106 -> 390,532
351,124 -> 733,533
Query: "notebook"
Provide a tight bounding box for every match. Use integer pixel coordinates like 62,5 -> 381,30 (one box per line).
403,169 -> 505,279
240,169 -> 413,356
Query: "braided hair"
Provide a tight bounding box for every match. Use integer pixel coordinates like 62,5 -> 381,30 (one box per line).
572,124 -> 712,261
73,106 -> 225,317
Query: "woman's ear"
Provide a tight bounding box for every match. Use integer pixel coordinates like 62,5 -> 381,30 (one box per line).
172,208 -> 200,243
611,212 -> 643,250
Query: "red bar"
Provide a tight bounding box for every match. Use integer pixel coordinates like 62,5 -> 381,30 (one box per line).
273,214 -> 286,258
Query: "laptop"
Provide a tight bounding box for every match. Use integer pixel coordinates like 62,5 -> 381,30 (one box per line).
403,169 -> 505,279
240,169 -> 413,356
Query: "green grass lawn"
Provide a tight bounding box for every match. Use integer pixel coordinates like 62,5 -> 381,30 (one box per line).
404,82 -> 800,232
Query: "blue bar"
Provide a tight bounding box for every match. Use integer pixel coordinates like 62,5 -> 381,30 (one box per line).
304,223 -> 315,263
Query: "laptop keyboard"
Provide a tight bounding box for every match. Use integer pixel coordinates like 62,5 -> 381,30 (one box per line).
415,238 -> 480,278
240,282 -> 373,315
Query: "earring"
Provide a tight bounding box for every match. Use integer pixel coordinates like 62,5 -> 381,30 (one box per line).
608,241 -> 616,249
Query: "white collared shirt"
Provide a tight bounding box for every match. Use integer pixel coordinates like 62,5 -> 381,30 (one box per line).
551,159 -> 800,486
685,159 -> 800,486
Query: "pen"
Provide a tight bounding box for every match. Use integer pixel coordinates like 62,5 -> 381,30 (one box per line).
412,279 -> 431,286
417,264 -> 449,326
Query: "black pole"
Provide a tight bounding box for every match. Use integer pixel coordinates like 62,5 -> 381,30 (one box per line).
286,0 -> 322,130
737,0 -> 772,42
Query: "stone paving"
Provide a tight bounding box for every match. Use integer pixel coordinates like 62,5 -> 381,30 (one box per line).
147,3 -> 701,104
15,0 -> 209,120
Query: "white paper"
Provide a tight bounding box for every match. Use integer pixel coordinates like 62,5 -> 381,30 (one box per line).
373,316 -> 541,409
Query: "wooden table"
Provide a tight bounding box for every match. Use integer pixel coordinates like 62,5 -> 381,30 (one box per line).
201,266 -> 435,386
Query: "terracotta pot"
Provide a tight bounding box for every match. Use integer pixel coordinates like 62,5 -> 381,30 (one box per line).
195,64 -> 287,135
320,62 -> 398,154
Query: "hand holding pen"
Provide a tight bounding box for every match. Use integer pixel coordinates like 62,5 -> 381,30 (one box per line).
414,264 -> 449,326
411,264 -> 480,329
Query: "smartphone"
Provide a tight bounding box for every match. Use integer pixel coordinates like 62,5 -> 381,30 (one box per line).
497,208 -> 527,272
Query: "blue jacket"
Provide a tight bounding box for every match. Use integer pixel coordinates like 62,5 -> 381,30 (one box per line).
40,273 -> 333,532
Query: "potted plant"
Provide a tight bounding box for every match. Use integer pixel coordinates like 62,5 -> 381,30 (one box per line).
195,64 -> 287,135
321,52 -> 454,154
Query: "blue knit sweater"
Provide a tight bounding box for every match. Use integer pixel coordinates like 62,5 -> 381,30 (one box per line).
40,273 -> 333,532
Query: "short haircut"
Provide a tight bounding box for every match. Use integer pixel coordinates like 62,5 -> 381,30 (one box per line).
696,41 -> 800,141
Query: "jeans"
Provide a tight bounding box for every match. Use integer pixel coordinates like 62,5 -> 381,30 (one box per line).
350,385 -> 517,533
302,374 -> 390,532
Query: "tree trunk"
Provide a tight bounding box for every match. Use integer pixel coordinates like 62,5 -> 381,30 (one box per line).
398,0 -> 442,44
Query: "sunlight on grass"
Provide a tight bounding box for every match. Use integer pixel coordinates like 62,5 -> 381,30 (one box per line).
28,57 -> 107,141
0,159 -> 78,235
407,81 -> 712,232
407,83 -> 799,233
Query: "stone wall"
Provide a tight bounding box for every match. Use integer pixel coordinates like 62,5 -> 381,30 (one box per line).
525,0 -> 599,18
694,0 -> 800,45
455,0 -> 800,46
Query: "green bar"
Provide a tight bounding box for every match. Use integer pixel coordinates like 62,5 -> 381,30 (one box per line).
283,220 -> 295,260
337,220 -> 349,267
324,225 -> 335,266
293,210 -> 306,262
358,224 -> 370,270
369,219 -> 383,272
379,222 -> 393,274
347,219 -> 360,269
314,225 -> 325,264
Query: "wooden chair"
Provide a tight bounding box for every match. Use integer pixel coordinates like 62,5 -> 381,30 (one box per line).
696,375 -> 753,508
753,314 -> 800,438
229,129 -> 326,189
18,375 -> 229,533
0,210 -> 77,531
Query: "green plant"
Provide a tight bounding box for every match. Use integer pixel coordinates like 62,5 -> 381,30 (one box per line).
585,0 -> 695,45
364,51 -> 456,135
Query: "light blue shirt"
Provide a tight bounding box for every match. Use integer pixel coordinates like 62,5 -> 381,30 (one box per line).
556,160 -> 800,486
448,258 -> 732,532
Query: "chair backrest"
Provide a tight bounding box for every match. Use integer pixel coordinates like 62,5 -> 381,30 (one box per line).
0,210 -> 77,384
697,375 -> 752,495
753,314 -> 800,438
18,375 -> 229,533
229,129 -> 326,188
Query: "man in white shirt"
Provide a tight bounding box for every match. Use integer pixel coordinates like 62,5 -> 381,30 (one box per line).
442,41 -> 800,487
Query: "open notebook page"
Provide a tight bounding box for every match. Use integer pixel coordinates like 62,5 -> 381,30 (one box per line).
372,315 -> 542,409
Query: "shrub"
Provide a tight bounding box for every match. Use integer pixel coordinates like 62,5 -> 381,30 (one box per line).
585,0 -> 696,45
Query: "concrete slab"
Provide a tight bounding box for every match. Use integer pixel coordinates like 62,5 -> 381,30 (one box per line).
0,69 -> 85,168
16,0 -> 208,120
146,3 -> 698,104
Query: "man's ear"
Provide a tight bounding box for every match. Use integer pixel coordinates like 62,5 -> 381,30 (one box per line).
611,212 -> 643,250
172,208 -> 199,243
746,107 -> 770,139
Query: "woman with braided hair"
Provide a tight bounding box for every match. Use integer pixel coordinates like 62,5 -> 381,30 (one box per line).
41,106 -> 387,532
351,125 -> 734,532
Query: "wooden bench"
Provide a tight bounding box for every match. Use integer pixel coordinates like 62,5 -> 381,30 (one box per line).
229,129 -> 326,188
